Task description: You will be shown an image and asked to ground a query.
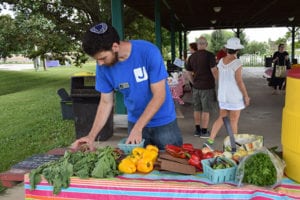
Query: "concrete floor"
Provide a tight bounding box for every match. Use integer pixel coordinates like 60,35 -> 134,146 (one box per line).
0,67 -> 286,200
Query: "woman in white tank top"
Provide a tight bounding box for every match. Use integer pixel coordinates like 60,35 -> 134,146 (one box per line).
204,37 -> 250,146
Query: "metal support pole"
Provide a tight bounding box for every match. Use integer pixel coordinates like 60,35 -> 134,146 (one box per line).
155,0 -> 162,51
111,0 -> 126,114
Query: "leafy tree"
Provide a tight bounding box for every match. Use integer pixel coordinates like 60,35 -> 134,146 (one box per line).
244,41 -> 269,55
15,13 -> 84,68
210,30 -> 227,54
1,0 -> 176,64
0,14 -> 20,61
2,0 -> 149,41
283,30 -> 300,48
206,30 -> 234,53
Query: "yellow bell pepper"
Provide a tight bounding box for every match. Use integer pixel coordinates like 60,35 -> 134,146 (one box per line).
118,158 -> 136,174
137,157 -> 154,173
143,149 -> 158,163
132,147 -> 146,159
126,154 -> 139,165
145,144 -> 159,153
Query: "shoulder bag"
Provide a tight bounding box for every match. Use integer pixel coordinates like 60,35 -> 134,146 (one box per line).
275,60 -> 287,78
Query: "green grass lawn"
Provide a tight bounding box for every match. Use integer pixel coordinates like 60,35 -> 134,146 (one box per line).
0,63 -> 97,173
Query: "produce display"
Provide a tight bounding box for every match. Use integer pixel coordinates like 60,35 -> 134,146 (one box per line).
28,139 -> 286,195
29,146 -> 121,194
163,143 -> 285,187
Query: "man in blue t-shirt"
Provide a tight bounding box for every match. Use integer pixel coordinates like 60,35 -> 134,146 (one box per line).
72,22 -> 183,150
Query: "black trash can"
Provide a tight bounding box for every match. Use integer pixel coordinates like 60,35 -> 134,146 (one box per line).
292,58 -> 298,64
265,57 -> 273,68
70,75 -> 113,141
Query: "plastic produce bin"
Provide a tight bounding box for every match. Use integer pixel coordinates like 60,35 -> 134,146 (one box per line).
118,138 -> 145,155
201,157 -> 237,184
70,75 -> 113,141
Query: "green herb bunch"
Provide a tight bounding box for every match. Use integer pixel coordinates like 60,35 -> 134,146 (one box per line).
29,146 -> 120,194
242,152 -> 277,186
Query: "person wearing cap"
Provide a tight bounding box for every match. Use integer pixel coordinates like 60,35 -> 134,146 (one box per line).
71,22 -> 183,151
204,37 -> 250,146
185,36 -> 218,138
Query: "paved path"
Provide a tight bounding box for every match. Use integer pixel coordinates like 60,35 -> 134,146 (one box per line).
0,64 -> 34,71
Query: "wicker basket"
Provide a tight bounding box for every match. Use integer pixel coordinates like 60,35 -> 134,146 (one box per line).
201,157 -> 237,184
118,138 -> 145,155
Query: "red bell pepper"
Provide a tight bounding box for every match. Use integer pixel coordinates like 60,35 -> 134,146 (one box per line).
165,144 -> 186,158
182,143 -> 194,153
188,154 -> 202,170
193,149 -> 203,160
203,151 -> 214,159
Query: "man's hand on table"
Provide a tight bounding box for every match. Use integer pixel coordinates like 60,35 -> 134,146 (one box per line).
126,128 -> 143,145
71,136 -> 96,152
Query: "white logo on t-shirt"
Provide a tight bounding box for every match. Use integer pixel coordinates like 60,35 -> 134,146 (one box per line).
133,67 -> 148,82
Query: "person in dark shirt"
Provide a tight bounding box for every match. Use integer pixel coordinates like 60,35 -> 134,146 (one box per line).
185,36 -> 218,138
270,43 -> 290,94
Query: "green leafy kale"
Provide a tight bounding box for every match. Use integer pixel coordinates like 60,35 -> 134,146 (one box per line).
29,146 -> 120,195
242,152 -> 277,186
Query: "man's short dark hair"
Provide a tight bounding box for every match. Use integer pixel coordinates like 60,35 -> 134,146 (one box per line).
82,22 -> 120,57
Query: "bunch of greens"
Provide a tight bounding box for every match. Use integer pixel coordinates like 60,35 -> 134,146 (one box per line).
29,146 -> 120,194
241,152 -> 277,186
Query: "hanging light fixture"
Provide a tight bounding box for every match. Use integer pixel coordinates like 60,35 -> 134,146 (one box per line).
288,16 -> 295,22
213,6 -> 222,13
210,19 -> 217,24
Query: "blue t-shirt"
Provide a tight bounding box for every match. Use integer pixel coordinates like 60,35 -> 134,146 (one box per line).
95,40 -> 176,127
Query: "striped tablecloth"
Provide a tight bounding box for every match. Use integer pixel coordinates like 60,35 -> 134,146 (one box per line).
24,171 -> 300,200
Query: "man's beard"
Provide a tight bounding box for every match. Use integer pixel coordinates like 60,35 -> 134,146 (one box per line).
107,52 -> 118,66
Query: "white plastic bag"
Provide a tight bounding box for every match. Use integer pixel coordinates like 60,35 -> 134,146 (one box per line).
223,134 -> 263,152
235,147 -> 285,188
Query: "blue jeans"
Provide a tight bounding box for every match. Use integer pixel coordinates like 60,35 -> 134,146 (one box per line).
128,119 -> 183,150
